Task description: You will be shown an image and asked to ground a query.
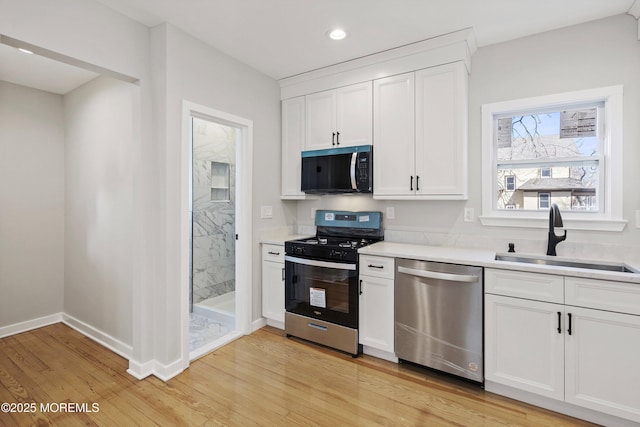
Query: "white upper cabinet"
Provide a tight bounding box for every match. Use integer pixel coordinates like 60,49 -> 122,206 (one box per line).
305,82 -> 372,150
372,72 -> 415,196
281,96 -> 307,199
373,61 -> 468,200
415,62 -> 467,197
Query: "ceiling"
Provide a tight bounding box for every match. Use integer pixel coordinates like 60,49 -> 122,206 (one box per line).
1,0 -> 637,94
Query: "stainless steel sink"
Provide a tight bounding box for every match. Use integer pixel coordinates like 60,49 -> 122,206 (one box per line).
495,253 -> 639,274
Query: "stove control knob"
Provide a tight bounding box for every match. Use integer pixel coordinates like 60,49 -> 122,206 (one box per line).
330,250 -> 342,260
294,247 -> 303,255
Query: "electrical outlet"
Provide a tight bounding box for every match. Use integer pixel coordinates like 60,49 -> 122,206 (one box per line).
636,210 -> 640,228
464,207 -> 474,223
260,205 -> 273,219
386,206 -> 395,220
311,207 -> 317,220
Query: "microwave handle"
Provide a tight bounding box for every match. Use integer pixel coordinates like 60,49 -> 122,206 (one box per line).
350,152 -> 358,190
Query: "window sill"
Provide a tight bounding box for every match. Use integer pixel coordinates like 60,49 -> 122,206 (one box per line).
479,215 -> 627,232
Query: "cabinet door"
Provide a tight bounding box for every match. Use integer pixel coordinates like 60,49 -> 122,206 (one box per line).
373,72 -> 415,197
485,294 -> 565,400
565,306 -> 640,422
415,62 -> 467,198
359,275 -> 394,353
336,82 -> 372,147
305,89 -> 336,150
281,96 -> 306,198
262,260 -> 285,325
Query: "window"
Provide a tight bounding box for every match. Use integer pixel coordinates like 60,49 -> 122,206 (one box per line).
540,167 -> 551,178
538,193 -> 550,209
505,175 -> 516,191
481,86 -> 625,231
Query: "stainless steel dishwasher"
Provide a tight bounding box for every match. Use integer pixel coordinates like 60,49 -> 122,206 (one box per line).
395,258 -> 483,383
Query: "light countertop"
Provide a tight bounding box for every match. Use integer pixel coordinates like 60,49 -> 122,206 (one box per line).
359,241 -> 640,284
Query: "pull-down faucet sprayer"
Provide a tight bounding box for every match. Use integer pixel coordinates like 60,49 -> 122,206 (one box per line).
547,203 -> 567,256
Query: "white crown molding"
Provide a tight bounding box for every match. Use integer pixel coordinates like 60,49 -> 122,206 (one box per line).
279,28 -> 476,99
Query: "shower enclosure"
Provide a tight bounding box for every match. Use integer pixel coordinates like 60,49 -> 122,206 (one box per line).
190,116 -> 237,342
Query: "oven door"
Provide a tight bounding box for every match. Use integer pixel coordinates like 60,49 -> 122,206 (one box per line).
284,255 -> 359,329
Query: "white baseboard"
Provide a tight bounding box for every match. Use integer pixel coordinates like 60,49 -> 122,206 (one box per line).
0,313 -> 63,338
362,346 -> 398,363
61,313 -> 132,360
127,359 -> 155,380
252,317 -> 267,332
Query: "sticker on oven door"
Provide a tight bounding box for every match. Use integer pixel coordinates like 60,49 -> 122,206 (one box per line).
324,213 -> 335,221
359,215 -> 369,222
310,287 -> 326,308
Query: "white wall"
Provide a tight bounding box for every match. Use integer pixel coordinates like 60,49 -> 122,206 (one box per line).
63,76 -> 136,346
0,81 -> 64,328
295,14 -> 640,263
151,23 -> 282,365
1,0 -> 156,370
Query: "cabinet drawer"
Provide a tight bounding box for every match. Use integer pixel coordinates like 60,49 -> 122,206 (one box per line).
262,244 -> 284,263
565,277 -> 640,316
359,255 -> 395,279
485,268 -> 563,303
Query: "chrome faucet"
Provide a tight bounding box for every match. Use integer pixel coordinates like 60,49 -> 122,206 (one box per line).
547,203 -> 567,256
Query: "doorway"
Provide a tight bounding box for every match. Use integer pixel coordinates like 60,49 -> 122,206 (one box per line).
181,102 -> 253,364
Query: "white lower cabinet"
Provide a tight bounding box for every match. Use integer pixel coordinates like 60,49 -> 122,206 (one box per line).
261,244 -> 285,327
485,294 -> 565,400
485,268 -> 640,424
564,306 -> 640,421
358,255 -> 396,360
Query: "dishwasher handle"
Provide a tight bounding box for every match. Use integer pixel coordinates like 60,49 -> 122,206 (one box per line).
397,266 -> 479,283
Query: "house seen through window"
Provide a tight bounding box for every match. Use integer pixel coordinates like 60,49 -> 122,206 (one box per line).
494,105 -> 601,212
481,86 -> 624,231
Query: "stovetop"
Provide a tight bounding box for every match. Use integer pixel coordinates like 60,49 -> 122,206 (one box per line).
285,210 -> 383,263
285,236 -> 377,262
295,236 -> 374,250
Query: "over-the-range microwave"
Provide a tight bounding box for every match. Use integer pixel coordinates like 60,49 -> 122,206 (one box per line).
301,145 -> 373,194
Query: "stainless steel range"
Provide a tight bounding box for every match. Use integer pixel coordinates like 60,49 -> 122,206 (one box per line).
284,210 -> 383,356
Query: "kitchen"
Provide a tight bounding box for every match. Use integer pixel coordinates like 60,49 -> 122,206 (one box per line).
1,0 -> 640,425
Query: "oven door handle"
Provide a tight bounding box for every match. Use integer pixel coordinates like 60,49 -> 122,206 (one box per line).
285,255 -> 356,271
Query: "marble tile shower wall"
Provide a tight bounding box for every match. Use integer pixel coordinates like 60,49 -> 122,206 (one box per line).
192,118 -> 236,304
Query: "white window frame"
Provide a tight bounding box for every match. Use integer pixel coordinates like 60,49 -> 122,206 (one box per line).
480,86 -> 626,231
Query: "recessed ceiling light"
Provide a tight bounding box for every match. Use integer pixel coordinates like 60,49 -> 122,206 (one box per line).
327,29 -> 347,41
17,48 -> 33,54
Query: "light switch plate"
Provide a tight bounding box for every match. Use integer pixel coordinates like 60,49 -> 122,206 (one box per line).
386,206 -> 395,220
464,207 -> 474,222
260,205 -> 273,219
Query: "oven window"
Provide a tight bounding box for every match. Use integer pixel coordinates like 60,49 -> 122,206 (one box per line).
303,269 -> 350,313
285,259 -> 358,328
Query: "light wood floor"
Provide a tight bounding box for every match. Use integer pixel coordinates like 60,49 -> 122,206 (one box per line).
0,323 -> 595,426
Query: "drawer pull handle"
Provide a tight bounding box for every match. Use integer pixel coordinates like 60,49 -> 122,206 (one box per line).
368,264 -> 384,269
308,323 -> 328,332
268,251 -> 280,256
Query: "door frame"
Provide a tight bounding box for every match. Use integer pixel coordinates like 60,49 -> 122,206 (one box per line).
180,100 -> 253,368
